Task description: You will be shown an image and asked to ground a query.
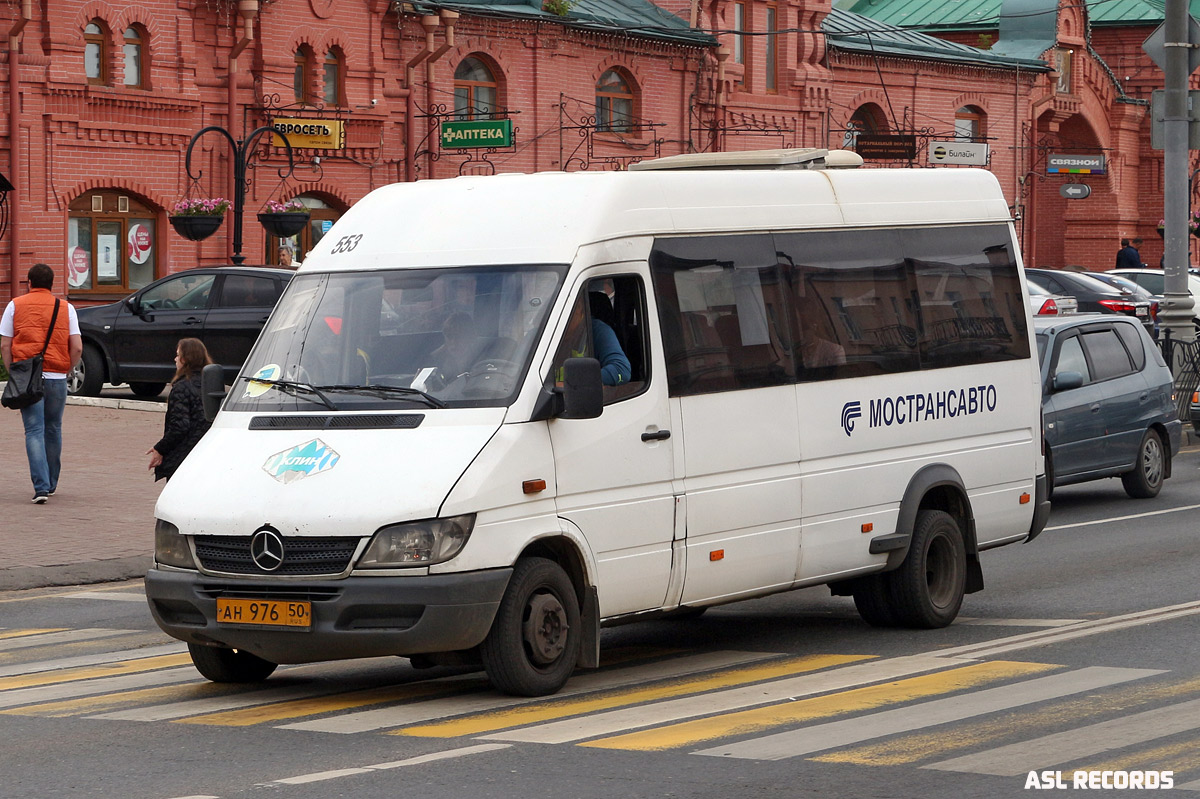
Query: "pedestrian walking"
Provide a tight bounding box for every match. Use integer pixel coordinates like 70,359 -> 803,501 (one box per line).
146,338 -> 213,482
1115,238 -> 1144,269
0,263 -> 82,503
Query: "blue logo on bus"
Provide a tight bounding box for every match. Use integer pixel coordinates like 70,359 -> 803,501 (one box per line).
263,439 -> 340,484
841,401 -> 862,436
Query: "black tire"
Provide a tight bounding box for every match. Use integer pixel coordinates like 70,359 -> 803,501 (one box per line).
188,643 -> 277,683
71,344 -> 105,397
129,381 -> 166,398
1122,429 -> 1165,499
480,557 -> 581,697
887,509 -> 966,629
852,574 -> 898,627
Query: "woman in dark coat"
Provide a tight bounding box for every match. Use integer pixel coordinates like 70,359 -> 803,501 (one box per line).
146,337 -> 213,482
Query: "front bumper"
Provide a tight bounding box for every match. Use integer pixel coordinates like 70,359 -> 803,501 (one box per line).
145,566 -> 512,664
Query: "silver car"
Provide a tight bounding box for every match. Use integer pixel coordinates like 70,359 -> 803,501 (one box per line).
1036,314 -> 1181,499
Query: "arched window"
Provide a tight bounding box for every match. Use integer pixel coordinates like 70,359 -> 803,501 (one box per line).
955,105 -> 985,141
67,191 -> 158,294
84,20 -> 108,85
323,48 -> 344,106
454,57 -> 498,120
596,69 -> 635,133
842,104 -> 886,149
294,47 -> 313,105
123,26 -> 145,88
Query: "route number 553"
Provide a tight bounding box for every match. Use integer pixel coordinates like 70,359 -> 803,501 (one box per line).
330,234 -> 363,254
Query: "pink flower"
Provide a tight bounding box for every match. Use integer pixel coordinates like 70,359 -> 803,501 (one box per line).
264,199 -> 306,213
173,198 -> 230,216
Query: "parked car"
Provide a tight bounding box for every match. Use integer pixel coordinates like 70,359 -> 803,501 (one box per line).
1026,280 -> 1077,316
1086,271 -> 1161,337
1109,268 -> 1200,332
69,266 -> 294,396
1025,268 -> 1153,335
1035,314 -> 1181,499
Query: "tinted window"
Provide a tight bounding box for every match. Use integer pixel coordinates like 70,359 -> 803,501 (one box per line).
1083,328 -> 1133,381
140,273 -> 215,311
219,275 -> 280,308
902,226 -> 1029,369
651,234 -> 794,395
1114,323 -> 1146,371
549,276 -> 648,404
1055,335 -> 1090,382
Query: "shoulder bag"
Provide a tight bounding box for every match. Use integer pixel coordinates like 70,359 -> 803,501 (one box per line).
2,299 -> 61,410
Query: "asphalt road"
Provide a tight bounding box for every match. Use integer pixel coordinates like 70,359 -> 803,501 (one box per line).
2,450 -> 1199,799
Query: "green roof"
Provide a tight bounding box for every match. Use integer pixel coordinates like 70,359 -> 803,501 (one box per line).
833,0 -> 1184,29
413,0 -> 716,45
824,7 -> 1049,68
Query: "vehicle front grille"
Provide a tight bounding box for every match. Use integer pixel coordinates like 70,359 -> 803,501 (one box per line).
249,414 -> 424,430
194,535 -> 361,576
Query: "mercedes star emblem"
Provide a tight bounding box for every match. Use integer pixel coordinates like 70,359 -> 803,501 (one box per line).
250,529 -> 285,572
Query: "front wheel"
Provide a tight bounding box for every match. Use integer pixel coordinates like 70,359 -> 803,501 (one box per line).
188,643 -> 277,683
129,381 -> 166,398
480,557 -> 581,697
1122,429 -> 1165,499
852,574 -> 898,628
888,509 -> 966,629
69,344 -> 105,397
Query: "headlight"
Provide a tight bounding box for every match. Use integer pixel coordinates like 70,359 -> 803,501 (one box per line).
358,514 -> 475,567
154,519 -> 196,569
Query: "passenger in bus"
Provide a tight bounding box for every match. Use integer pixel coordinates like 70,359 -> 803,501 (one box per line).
433,312 -> 485,381
588,292 -> 631,386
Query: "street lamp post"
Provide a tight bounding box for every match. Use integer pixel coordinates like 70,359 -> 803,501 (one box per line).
183,125 -> 295,265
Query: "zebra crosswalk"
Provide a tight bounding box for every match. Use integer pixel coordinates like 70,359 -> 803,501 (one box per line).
1,622 -> 1198,786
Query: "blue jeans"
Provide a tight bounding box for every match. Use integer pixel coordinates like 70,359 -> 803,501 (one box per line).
20,377 -> 68,496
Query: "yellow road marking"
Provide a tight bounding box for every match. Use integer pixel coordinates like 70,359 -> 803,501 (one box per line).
812,674 -> 1200,766
0,629 -> 67,640
582,660 -> 1057,751
1067,739 -> 1200,778
398,655 -> 873,738
0,654 -> 191,692
0,682 -> 229,718
176,680 -> 473,727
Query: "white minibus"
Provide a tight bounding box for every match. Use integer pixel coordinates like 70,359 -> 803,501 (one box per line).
146,149 -> 1049,696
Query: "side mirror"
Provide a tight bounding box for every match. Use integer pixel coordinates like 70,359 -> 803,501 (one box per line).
561,357 -> 603,419
1052,370 -> 1084,392
124,295 -> 142,315
201,363 -> 227,421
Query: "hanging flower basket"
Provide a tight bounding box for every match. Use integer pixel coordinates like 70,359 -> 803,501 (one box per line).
170,214 -> 225,242
258,211 -> 310,238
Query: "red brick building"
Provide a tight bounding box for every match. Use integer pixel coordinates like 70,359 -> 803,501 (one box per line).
0,0 -> 1162,307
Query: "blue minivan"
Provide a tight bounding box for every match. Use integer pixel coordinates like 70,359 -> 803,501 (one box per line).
1035,314 -> 1181,498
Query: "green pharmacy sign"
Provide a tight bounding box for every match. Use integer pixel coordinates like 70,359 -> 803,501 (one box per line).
440,119 -> 513,149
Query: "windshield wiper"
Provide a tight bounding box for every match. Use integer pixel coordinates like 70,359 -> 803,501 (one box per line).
318,384 -> 448,409
239,377 -> 337,410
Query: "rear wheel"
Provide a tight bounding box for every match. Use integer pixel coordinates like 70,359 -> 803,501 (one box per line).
1122,429 -> 1165,499
481,557 -> 581,697
852,574 -> 898,628
888,509 -> 966,629
70,344 -> 105,397
129,381 -> 166,398
187,643 -> 277,683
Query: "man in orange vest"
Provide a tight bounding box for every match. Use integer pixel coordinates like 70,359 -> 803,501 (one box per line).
1,263 -> 82,503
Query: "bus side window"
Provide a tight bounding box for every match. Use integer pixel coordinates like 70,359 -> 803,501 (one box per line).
550,276 -> 648,403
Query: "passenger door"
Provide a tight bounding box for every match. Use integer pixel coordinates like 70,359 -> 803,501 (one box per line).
545,269 -> 678,617
112,272 -> 215,383
650,235 -> 802,606
204,273 -> 287,382
1043,331 -> 1105,479
1080,324 -> 1146,469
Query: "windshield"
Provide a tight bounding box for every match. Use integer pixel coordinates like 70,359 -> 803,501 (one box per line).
226,266 -> 566,411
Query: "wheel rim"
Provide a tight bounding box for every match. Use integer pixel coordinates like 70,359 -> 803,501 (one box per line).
67,364 -> 84,394
522,590 -> 569,666
1142,436 -> 1163,487
924,532 -> 962,610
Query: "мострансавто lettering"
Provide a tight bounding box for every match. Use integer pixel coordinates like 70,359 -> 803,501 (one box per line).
869,384 -> 998,428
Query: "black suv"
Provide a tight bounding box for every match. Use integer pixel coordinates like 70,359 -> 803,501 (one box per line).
69,266 -> 294,396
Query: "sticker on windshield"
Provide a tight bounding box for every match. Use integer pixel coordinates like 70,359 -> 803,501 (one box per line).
263,439 -> 340,484
244,363 -> 281,398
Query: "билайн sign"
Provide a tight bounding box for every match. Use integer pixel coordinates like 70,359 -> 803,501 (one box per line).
440,119 -> 513,149
271,119 -> 345,150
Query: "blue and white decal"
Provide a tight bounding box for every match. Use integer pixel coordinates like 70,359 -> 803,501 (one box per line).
841,384 -> 998,437
263,438 -> 340,484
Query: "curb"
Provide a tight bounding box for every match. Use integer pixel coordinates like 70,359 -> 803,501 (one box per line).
0,381 -> 166,413
0,557 -> 151,592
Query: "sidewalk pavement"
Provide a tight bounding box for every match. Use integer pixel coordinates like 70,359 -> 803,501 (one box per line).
1,394 -> 166,591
